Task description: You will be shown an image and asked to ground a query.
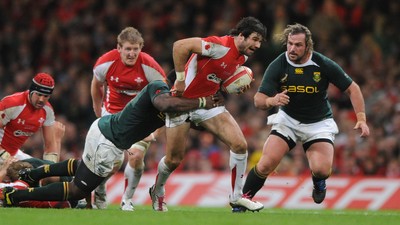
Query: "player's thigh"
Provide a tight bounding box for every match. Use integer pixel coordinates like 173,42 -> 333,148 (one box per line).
306,142 -> 334,173
257,134 -> 290,173
201,112 -> 247,152
83,132 -> 124,177
165,122 -> 191,160
73,161 -> 105,194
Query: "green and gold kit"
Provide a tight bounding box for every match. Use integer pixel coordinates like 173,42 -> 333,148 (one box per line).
259,51 -> 352,123
98,80 -> 169,149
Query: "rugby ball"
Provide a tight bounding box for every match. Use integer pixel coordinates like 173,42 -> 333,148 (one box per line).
222,66 -> 253,94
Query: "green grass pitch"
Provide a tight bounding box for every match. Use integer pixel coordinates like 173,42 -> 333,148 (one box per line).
1,205 -> 399,225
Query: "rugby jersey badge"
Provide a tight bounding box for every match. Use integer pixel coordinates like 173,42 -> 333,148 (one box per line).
313,72 -> 321,82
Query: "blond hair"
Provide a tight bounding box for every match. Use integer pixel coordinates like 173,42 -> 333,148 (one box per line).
117,27 -> 144,48
7,161 -> 33,182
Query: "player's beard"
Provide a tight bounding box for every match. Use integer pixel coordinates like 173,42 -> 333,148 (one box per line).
289,52 -> 304,64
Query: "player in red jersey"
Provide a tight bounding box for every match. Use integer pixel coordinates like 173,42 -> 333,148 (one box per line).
149,17 -> 267,212
0,73 -> 61,164
90,27 -> 166,210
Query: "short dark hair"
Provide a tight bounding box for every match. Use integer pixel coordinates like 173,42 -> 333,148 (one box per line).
229,17 -> 267,41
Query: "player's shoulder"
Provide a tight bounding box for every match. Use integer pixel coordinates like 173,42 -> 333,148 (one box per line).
0,91 -> 27,108
95,49 -> 120,65
202,35 -> 229,44
311,51 -> 339,68
147,80 -> 168,89
312,51 -> 331,63
138,51 -> 153,60
137,52 -> 159,65
43,102 -> 54,112
146,80 -> 170,97
269,52 -> 286,67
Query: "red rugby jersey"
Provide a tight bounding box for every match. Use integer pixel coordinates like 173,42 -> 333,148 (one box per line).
93,49 -> 166,114
182,35 -> 248,98
0,91 -> 55,156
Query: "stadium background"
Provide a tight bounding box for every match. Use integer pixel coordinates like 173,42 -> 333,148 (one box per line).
0,0 -> 399,208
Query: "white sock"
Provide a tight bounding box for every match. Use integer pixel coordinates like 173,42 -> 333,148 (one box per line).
229,150 -> 248,201
154,156 -> 172,196
122,163 -> 143,201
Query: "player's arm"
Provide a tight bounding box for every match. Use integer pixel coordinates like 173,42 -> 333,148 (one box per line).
153,92 -> 223,112
91,76 -> 105,118
254,90 -> 289,110
42,122 -> 64,163
172,37 -> 202,95
345,81 -> 370,137
0,113 -> 4,128
173,37 -> 202,72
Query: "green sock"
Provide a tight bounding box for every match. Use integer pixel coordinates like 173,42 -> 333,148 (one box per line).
242,166 -> 267,199
30,159 -> 78,181
12,182 -> 69,203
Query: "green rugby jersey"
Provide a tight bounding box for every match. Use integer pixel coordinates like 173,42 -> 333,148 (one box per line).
98,80 -> 169,149
259,51 -> 352,123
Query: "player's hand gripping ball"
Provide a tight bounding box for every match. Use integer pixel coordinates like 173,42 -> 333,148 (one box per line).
221,66 -> 253,94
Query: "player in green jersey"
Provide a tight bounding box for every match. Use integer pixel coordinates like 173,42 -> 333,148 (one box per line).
1,80 -> 223,206
237,23 -> 370,210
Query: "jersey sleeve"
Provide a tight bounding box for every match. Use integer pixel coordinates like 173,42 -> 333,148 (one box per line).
93,50 -> 118,82
258,56 -> 284,97
147,81 -> 170,104
93,62 -> 112,82
201,36 -> 230,59
43,105 -> 55,126
140,53 -> 167,82
0,99 -> 23,125
324,58 -> 353,91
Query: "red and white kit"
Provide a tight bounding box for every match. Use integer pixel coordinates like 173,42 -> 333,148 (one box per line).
182,35 -> 248,98
0,91 -> 55,156
93,49 -> 166,114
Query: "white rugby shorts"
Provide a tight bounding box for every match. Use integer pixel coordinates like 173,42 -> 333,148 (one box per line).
166,106 -> 227,128
267,110 -> 339,143
82,119 -> 124,177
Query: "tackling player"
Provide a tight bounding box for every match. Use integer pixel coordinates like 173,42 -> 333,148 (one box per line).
0,79 -> 224,206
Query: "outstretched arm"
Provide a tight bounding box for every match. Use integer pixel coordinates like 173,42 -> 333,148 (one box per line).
153,92 -> 224,113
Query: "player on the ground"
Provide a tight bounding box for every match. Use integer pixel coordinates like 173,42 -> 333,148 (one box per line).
0,79 -> 224,206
